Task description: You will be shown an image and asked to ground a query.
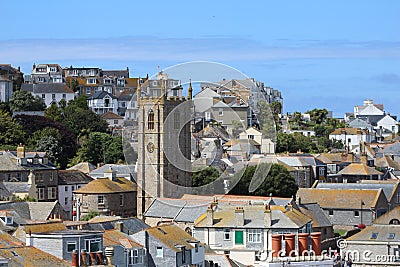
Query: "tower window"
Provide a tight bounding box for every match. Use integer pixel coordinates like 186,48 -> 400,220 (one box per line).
148,110 -> 155,130
174,111 -> 180,129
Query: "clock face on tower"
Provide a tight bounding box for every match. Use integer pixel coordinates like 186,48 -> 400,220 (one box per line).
147,142 -> 155,153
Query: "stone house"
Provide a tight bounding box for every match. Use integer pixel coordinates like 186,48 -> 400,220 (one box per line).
0,64 -> 24,90
57,170 -> 93,220
131,224 -> 205,267
73,168 -> 137,219
25,63 -> 64,84
297,188 -> 389,228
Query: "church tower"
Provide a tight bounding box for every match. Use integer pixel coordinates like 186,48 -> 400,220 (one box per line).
136,77 -> 192,218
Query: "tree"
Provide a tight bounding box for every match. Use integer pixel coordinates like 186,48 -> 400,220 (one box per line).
9,90 -> 45,112
29,127 -> 63,166
229,163 -> 298,198
66,78 -> 79,93
306,108 -> 328,125
192,166 -> 220,187
276,132 -> 294,153
71,132 -> 124,166
15,114 -> 77,168
81,211 -> 100,221
44,103 -> 64,122
0,110 -> 24,146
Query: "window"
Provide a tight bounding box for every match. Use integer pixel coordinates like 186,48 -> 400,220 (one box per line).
388,233 -> 396,239
0,216 -> 13,225
248,135 -> 254,139
114,120 -> 119,125
181,247 -> 186,263
156,247 -> 163,258
86,88 -> 91,94
194,243 -> 199,253
371,233 -> 378,239
129,249 -> 144,264
205,112 -> 211,121
319,168 -> 325,176
148,110 -> 155,130
354,211 -> 360,217
38,77 -> 45,82
174,111 -> 180,129
235,231 -> 244,245
85,238 -> 101,252
62,94 -> 66,99
48,187 -> 56,199
65,186 -> 68,192
41,94 -> 45,99
38,188 -> 45,200
50,67 -> 57,72
98,195 -> 104,205
87,78 -> 97,84
119,194 -> 124,206
52,94 -> 56,99
67,242 -> 76,253
248,229 -> 262,243
218,108 -> 223,116
224,229 -> 231,240
65,197 -> 68,205
152,81 -> 158,86
329,210 -> 334,216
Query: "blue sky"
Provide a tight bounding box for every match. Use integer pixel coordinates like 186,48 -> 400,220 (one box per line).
2,0 -> 399,117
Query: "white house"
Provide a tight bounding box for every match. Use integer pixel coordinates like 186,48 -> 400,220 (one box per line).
377,114 -> 399,135
87,91 -> 118,115
329,128 -> 373,151
239,127 -> 275,154
0,76 -> 13,102
354,100 -> 385,117
21,83 -> 75,107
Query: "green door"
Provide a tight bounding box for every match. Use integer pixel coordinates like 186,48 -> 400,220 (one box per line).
235,231 -> 244,245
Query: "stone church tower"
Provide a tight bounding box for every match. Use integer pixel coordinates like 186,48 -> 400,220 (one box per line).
136,78 -> 192,218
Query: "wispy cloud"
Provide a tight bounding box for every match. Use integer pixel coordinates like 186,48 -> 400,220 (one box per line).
374,73 -> 400,84
1,36 -> 399,64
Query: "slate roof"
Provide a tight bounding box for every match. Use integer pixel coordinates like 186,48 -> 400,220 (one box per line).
146,224 -> 199,252
337,163 -> 382,175
74,178 -> 136,194
347,224 -> 400,242
297,188 -> 384,209
382,141 -> 400,154
90,164 -> 134,176
117,91 -> 133,101
316,153 -> 358,164
316,181 -> 398,201
0,152 -> 26,171
2,182 -> 30,194
277,156 -> 311,167
67,162 -> 96,174
195,205 -> 311,229
21,83 -> 73,94
205,253 -> 243,267
87,90 -> 116,100
103,229 -> 142,248
101,111 -> 123,120
58,170 -> 93,185
84,217 -> 148,235
373,206 -> 400,225
0,64 -> 21,74
299,203 -> 332,228
102,70 -> 129,78
330,128 -> 369,135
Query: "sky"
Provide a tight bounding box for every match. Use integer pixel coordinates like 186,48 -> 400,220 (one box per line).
1,0 -> 399,117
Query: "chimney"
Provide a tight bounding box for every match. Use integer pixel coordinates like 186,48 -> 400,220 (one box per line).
115,221 -> 124,232
234,206 -> 244,227
206,205 -> 214,226
26,230 -> 32,246
72,250 -> 79,267
17,143 -> 25,158
104,166 -> 117,180
264,204 -> 272,227
80,250 -> 88,267
105,247 -> 114,266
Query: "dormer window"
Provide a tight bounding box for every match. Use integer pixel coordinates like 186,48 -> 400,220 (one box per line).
87,78 -> 97,84
33,156 -> 39,165
103,78 -> 112,84
0,216 -> 13,225
49,67 -> 57,72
